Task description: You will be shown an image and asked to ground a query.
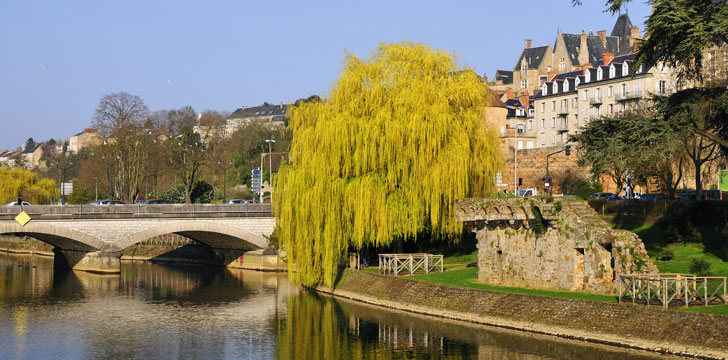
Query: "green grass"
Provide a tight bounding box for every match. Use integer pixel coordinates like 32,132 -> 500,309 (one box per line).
679,305 -> 728,315
442,251 -> 477,265
408,267 -> 618,303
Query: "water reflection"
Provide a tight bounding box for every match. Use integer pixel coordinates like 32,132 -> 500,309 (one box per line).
0,252 -> 689,360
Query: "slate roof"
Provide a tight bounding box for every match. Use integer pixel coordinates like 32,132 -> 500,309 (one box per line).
552,70 -> 582,81
229,104 -> 288,119
489,93 -> 507,108
494,70 -> 513,84
22,143 -> 41,154
514,46 -> 549,71
610,14 -> 633,48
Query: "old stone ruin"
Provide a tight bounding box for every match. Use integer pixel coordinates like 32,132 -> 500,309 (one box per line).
456,198 -> 657,294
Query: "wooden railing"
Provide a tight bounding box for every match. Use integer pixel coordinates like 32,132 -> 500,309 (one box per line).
617,273 -> 727,309
378,253 -> 443,276
0,204 -> 272,219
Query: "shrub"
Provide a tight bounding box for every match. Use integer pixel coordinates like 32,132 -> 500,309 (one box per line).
658,249 -> 674,261
689,259 -> 711,276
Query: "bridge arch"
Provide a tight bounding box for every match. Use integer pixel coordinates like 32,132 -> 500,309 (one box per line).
116,221 -> 269,251
0,222 -> 104,252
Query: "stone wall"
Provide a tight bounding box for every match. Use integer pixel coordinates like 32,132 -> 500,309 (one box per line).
457,198 -> 656,294
500,147 -> 586,193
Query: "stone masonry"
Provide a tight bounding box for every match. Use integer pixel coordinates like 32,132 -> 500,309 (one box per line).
456,198 -> 656,294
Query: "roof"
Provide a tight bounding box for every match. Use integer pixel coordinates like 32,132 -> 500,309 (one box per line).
494,70 -> 513,84
229,104 -> 288,119
552,70 -> 582,81
610,14 -> 633,48
488,93 -> 507,108
514,46 -> 549,71
23,143 -> 41,154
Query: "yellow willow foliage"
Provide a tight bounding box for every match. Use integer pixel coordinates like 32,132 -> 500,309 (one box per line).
274,42 -> 502,287
0,168 -> 58,204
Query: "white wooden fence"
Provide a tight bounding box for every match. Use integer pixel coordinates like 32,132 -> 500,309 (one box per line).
617,273 -> 727,309
378,253 -> 444,276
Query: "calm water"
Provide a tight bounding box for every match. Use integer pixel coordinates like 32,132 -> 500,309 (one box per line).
0,252 -> 685,360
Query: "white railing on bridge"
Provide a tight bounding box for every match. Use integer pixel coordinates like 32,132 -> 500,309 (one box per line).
0,204 -> 272,217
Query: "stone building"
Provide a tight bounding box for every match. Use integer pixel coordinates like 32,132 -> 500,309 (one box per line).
227,103 -> 287,129
68,128 -> 103,154
456,198 -> 656,294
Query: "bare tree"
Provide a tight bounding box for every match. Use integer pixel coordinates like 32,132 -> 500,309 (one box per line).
163,106 -> 207,203
92,92 -> 151,202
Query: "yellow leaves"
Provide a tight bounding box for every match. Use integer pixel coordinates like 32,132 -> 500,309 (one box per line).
274,42 -> 502,287
0,168 -> 58,205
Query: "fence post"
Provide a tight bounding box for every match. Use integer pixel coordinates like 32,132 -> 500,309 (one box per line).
705,278 -> 709,306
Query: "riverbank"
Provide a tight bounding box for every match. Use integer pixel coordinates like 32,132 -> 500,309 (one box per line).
317,270 -> 728,360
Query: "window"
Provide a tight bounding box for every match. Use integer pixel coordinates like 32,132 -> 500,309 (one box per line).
564,80 -> 569,92
500,126 -> 505,137
551,133 -> 556,144
597,67 -> 603,81
583,90 -> 589,100
585,71 -> 591,82
596,88 -> 602,100
540,119 -> 545,128
541,136 -> 545,146
542,84 -> 548,95
518,141 -> 523,150
521,79 -> 528,89
541,103 -> 545,112
521,61 -> 528,73
609,65 -> 615,78
528,119 -> 533,130
621,83 -> 628,97
635,81 -> 641,95
527,141 -> 534,149
551,101 -> 556,111
572,97 -> 576,108
553,82 -> 558,94
658,80 -> 667,94
551,117 -> 555,128
575,114 -> 579,128
609,104 -> 613,114
559,57 -> 566,72
622,62 -> 629,75
607,85 -> 613,97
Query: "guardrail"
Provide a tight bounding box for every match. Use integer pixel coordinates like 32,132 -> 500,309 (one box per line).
379,253 -> 444,276
617,273 -> 727,309
0,204 -> 273,218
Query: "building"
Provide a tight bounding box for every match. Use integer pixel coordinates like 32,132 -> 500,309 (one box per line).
227,103 -> 287,129
493,14 -> 641,95
0,150 -> 17,167
22,143 -> 43,169
68,128 -> 103,154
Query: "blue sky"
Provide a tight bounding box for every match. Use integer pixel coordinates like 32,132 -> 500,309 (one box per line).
0,0 -> 651,150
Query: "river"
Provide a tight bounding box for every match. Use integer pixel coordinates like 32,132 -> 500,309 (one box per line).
0,252 -> 687,360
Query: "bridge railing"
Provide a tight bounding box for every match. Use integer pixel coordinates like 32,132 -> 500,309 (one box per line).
0,204 -> 272,217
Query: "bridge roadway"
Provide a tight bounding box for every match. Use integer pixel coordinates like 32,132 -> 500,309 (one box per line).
0,204 -> 275,273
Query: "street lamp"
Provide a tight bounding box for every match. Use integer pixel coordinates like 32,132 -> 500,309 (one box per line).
218,159 -> 232,203
265,139 -> 276,201
57,157 -> 73,205
101,153 -> 118,202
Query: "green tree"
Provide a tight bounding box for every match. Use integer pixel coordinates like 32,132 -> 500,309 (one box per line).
68,178 -> 94,204
570,116 -> 631,196
274,42 -> 502,287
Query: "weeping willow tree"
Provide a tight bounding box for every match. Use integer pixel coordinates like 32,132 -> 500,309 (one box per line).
0,168 -> 57,204
274,42 -> 502,287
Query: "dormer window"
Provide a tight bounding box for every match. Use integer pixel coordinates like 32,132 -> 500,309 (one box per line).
609,65 -> 616,78
622,62 -> 629,75
639,64 -> 643,73
542,84 -> 548,95
597,68 -> 603,81
521,60 -> 528,73
585,71 -> 591,82
553,82 -> 558,94
575,77 -> 580,86
564,80 -> 569,92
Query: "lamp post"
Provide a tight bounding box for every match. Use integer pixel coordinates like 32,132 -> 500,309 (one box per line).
101,153 -> 117,202
265,139 -> 276,200
57,158 -> 73,205
218,159 -> 232,203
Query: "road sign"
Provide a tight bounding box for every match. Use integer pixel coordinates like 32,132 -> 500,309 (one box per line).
647,176 -> 661,194
61,182 -> 73,196
251,169 -> 262,192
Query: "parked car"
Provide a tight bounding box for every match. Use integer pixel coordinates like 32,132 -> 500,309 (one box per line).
226,199 -> 257,204
134,200 -> 147,204
91,200 -> 127,205
638,194 -> 667,202
4,201 -> 31,206
589,192 -> 614,199
146,199 -> 172,204
605,195 -> 626,201
518,188 -> 537,197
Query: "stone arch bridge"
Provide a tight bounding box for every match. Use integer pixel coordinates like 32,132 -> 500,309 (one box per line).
0,204 -> 275,273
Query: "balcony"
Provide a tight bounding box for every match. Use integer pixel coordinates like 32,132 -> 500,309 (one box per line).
557,125 -> 569,133
556,107 -> 569,116
616,90 -> 642,101
589,96 -> 603,105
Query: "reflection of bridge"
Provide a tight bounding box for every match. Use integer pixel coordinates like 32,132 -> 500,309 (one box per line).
0,204 -> 275,273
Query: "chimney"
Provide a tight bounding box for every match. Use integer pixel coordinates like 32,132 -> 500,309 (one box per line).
597,30 -> 607,47
629,26 -> 641,48
525,39 -> 532,49
518,91 -> 530,111
505,89 -> 515,100
547,69 -> 556,81
601,52 -> 614,66
578,31 -> 590,68
280,102 -> 283,109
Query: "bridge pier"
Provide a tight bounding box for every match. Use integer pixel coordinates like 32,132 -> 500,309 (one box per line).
53,248 -> 121,274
